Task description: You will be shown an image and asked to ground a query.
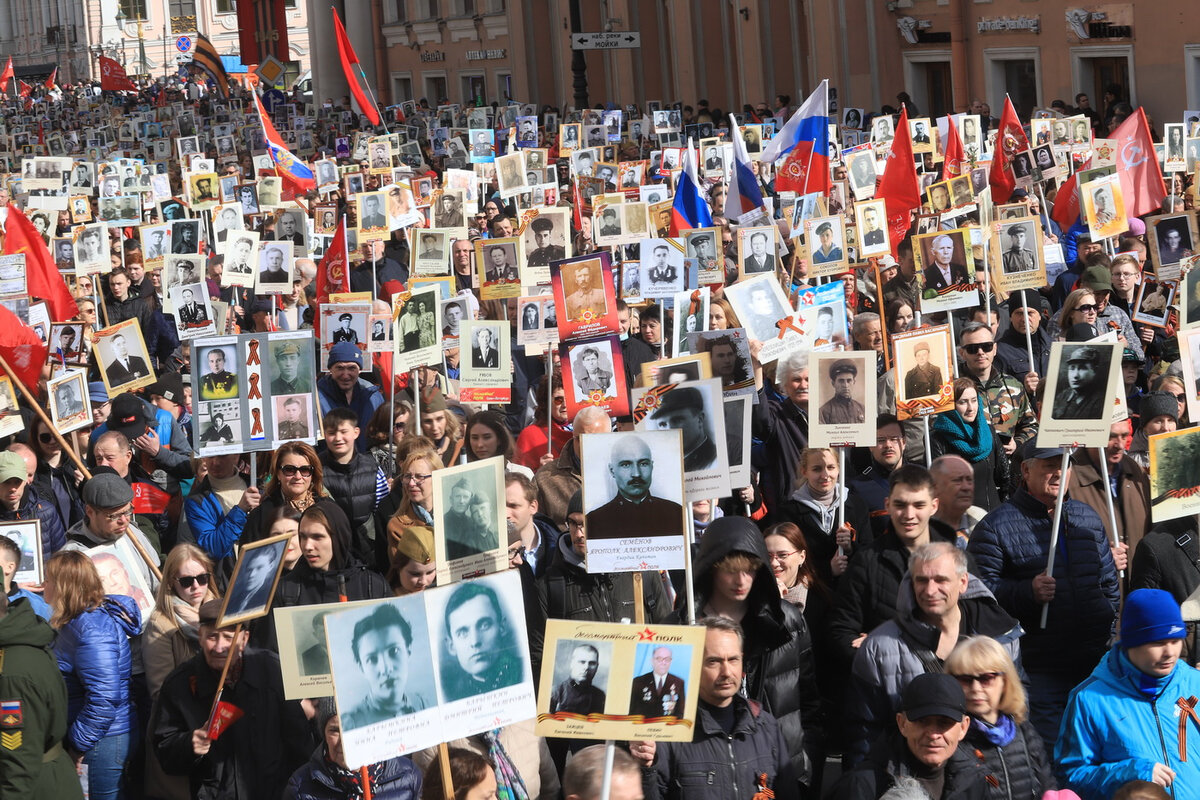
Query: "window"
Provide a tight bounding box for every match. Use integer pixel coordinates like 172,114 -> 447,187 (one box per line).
451,0 -> 474,14
169,0 -> 197,16
386,0 -> 407,23
215,0 -> 236,13
484,0 -> 505,11
119,0 -> 148,20
425,74 -> 447,104
417,0 -> 438,18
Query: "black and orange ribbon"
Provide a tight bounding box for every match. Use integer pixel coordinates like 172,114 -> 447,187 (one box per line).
250,408 -> 263,437
246,339 -> 261,366
776,316 -> 805,340
1178,696 -> 1200,761
687,289 -> 703,317
751,773 -> 775,800
247,373 -> 262,400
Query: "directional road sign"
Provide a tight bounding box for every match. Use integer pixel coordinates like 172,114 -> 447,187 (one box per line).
571,32 -> 641,50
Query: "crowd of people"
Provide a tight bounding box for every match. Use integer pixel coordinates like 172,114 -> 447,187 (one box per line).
0,70 -> 1196,800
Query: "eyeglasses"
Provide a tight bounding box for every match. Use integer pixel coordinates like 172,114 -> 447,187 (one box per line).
953,671 -> 1003,687
767,550 -> 798,562
400,473 -> 432,484
1076,304 -> 1099,313
104,507 -> 133,522
567,518 -> 586,531
1175,393 -> 1188,403
280,464 -> 314,477
176,574 -> 210,589
961,342 -> 994,355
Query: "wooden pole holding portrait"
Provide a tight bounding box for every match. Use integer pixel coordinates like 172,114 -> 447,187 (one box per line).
547,353 -> 555,458
1040,448 -> 1075,629
206,621 -> 244,727
1095,448 -> 1124,577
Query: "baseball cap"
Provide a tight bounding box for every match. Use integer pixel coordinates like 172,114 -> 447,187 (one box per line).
1080,265 -> 1113,293
899,673 -> 967,721
0,451 -> 26,484
327,342 -> 363,369
107,393 -> 150,440
89,381 -> 111,405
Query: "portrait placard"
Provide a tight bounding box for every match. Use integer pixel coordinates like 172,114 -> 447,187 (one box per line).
912,227 -> 979,313
560,335 -> 629,418
736,225 -> 779,280
1131,279 -> 1175,329
72,223 -> 109,274
86,541 -> 155,631
536,621 -> 704,741
810,351 -> 878,447
256,241 -> 294,294
806,215 -> 848,276
1037,340 -> 1122,449
516,294 -> 559,348
671,287 -> 708,356
328,571 -> 534,769
580,431 -> 687,572
1148,427 -> 1200,523
893,325 -> 954,420
459,320 -> 512,403
439,295 -> 472,346
683,227 -> 722,285
475,237 -> 522,300
94,317 -> 156,395
168,282 -> 216,340
640,353 -> 712,388
276,599 -> 381,699
411,229 -> 450,277
0,377 -> 22,439
0,519 -> 42,585
431,457 -> 508,584
1147,213 -> 1198,280
221,230 -> 260,288
795,281 -> 851,351
217,532 -> 291,628
319,303 -> 370,364
48,368 -> 90,434
1081,175 -> 1127,241
990,216 -> 1047,294
844,149 -> 878,201
688,328 -> 755,395
854,199 -> 890,259
723,393 -> 753,488
393,289 -> 443,372
632,378 -> 731,501
518,207 -> 571,286
722,274 -> 799,364
551,252 -> 619,342
1178,329 -> 1200,423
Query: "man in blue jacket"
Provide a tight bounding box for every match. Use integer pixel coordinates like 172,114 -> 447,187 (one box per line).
317,342 -> 384,451
1057,589 -> 1200,799
967,441 -> 1121,751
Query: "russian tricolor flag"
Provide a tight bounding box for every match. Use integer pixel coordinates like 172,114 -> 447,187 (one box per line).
668,139 -> 713,236
725,114 -> 765,221
253,92 -> 316,194
767,80 -> 831,196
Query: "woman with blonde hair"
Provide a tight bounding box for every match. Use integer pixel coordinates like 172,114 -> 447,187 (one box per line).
945,636 -> 1056,798
382,447 -> 444,579
45,550 -> 141,800
1052,287 -> 1100,340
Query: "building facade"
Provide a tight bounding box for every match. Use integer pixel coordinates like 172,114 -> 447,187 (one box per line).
0,0 -> 314,86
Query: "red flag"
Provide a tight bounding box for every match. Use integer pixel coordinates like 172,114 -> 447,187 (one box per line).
99,57 -> 137,92
776,145 -> 832,196
315,219 -> 350,306
3,204 -> 78,321
44,68 -> 57,90
1110,107 -> 1167,218
1051,171 -> 1081,230
876,107 -> 921,257
207,701 -> 244,741
17,80 -> 31,98
942,116 -> 966,179
0,58 -> 12,89
988,97 -> 1031,205
331,9 -> 381,128
0,303 -> 47,392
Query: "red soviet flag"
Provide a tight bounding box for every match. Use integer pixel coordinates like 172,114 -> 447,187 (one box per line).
1110,107 -> 1167,218
876,107 -> 921,257
0,303 -> 48,392
0,58 -> 12,90
942,116 -> 966,179
988,97 -> 1031,205
99,57 -> 136,92
3,204 -> 77,321
314,219 -> 350,336
44,67 -> 57,90
332,9 -> 381,128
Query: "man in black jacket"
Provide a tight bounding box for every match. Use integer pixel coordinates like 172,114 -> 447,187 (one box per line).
837,673 -> 986,799
637,617 -> 799,800
152,600 -> 313,799
318,408 -> 385,566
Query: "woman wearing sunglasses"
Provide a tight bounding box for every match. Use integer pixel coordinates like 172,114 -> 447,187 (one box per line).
143,544 -> 221,800
1052,288 -> 1099,340
244,442 -> 329,544
945,636 -> 1056,798
382,447 -> 443,584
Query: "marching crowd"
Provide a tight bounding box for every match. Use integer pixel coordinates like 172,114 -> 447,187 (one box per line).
0,73 -> 1197,800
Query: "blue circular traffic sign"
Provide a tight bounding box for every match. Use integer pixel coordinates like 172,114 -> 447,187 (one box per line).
176,35 -> 192,53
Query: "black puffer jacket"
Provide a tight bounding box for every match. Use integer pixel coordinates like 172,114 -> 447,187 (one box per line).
770,488 -> 874,588
675,517 -> 820,788
276,501 -> 390,607
961,717 -> 1056,800
836,731 -> 988,800
537,533 -> 671,624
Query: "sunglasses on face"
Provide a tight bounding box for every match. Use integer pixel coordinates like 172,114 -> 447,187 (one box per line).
176,574 -> 210,589
1076,304 -> 1099,313
953,671 -> 1002,687
280,464 -> 314,477
961,342 -> 995,355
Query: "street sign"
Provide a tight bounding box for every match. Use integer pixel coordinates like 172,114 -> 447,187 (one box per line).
262,89 -> 287,112
175,32 -> 196,64
175,35 -> 192,53
571,32 -> 641,50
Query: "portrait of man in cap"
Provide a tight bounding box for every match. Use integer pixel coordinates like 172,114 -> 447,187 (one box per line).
904,340 -> 945,399
811,220 -> 844,265
1002,224 -> 1036,274
526,216 -> 566,266
819,359 -> 866,425
332,313 -> 360,345
200,412 -> 234,443
650,387 -> 718,472
1052,344 -> 1109,420
271,341 -> 311,394
586,434 -> 686,538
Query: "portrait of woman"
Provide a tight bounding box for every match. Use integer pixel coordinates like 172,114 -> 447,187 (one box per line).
572,346 -> 614,401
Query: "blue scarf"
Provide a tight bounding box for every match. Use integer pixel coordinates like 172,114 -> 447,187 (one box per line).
970,713 -> 1016,746
931,409 -> 992,463
1119,648 -> 1171,699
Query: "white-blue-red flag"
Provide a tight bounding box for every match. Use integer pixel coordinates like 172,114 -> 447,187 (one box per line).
668,138 -> 714,236
725,114 -> 765,220
253,92 -> 315,194
770,80 -> 831,196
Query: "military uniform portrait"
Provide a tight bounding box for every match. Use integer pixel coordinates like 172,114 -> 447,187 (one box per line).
1000,222 -> 1037,274
197,345 -> 238,401
270,339 -> 314,395
628,644 -> 689,720
1051,344 -> 1111,421
273,395 -> 312,442
547,639 -> 611,716
582,430 -> 687,541
523,215 -> 567,267
817,358 -> 866,425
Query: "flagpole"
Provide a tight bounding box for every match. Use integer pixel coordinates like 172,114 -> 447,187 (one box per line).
356,63 -> 389,134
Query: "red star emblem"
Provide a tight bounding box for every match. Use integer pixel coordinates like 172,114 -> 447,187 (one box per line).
639,561 -> 651,569
637,627 -> 656,641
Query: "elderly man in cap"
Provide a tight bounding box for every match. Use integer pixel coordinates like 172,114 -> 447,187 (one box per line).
317,341 -> 384,451
1057,589 -> 1200,798
967,440 -> 1121,750
812,221 -> 843,264
1002,224 -> 1036,273
649,387 -> 718,471
819,359 -> 866,424
1052,345 -> 1108,420
270,341 -> 311,394
63,471 -> 161,590
527,216 -> 566,265
904,341 -> 944,398
90,390 -> 195,494
152,599 -> 313,798
837,672 -> 986,799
